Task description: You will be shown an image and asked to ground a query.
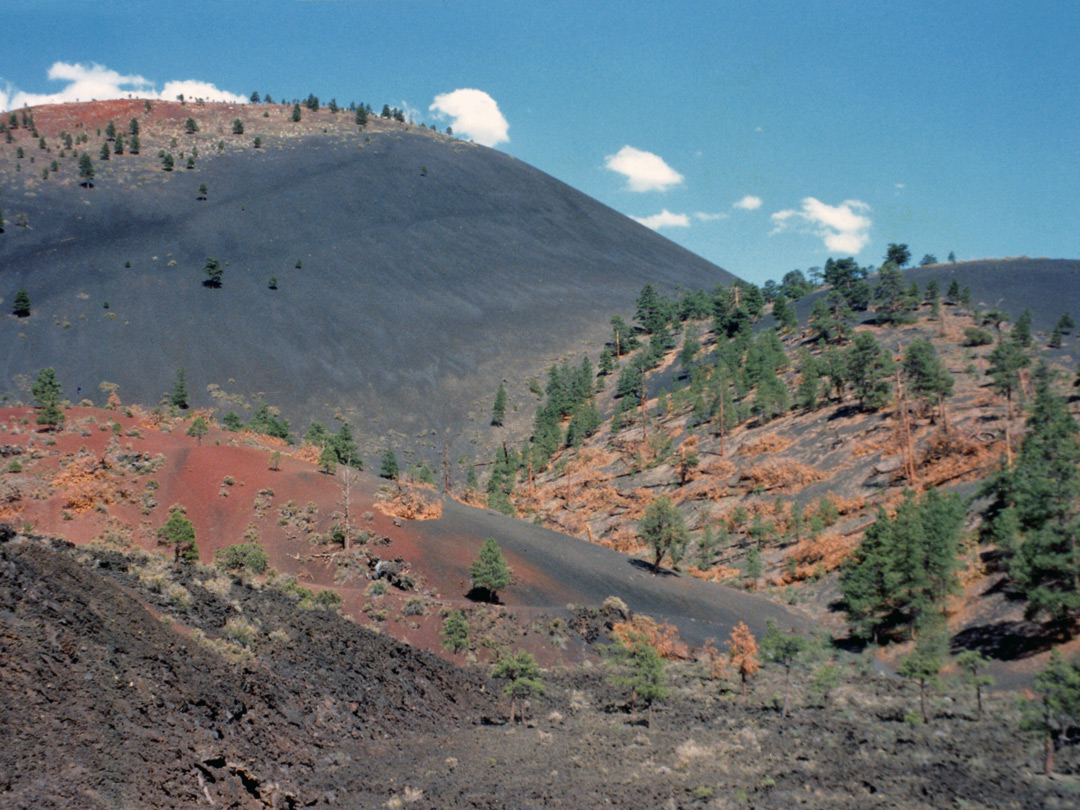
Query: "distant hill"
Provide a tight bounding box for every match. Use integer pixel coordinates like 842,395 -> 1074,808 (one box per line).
0,100 -> 734,463
787,258 -> 1080,333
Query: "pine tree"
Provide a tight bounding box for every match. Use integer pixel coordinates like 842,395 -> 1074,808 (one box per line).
469,537 -> 512,602
186,416 -> 208,445
1010,308 -> 1033,347
846,332 -> 894,411
318,444 -> 337,475
184,117 -> 199,133
31,367 -> 64,430
796,350 -> 821,411
203,257 -> 223,287
840,489 -> 964,641
331,422 -> 358,466
170,368 -> 189,409
12,287 -> 30,317
162,153 -> 174,171
1020,650 -> 1080,775
78,153 -> 94,185
158,508 -> 198,563
639,497 -> 689,574
1049,324 -> 1063,349
607,630 -> 667,727
903,337 -> 954,425
492,651 -> 544,725
379,448 -> 399,479
954,650 -> 993,721
440,610 -> 469,653
291,104 -> 302,122
897,620 -> 947,723
1007,363 -> 1080,620
232,119 -> 244,135
987,339 -> 1030,420
760,620 -> 814,718
492,383 -> 507,426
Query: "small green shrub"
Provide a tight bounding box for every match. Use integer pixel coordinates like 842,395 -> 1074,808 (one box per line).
366,579 -> 389,596
215,542 -> 269,574
222,616 -> 258,645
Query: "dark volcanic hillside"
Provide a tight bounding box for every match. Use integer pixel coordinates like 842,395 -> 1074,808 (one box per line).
0,100 -> 733,462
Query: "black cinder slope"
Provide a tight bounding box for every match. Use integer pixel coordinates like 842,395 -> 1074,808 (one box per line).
0,111 -> 732,458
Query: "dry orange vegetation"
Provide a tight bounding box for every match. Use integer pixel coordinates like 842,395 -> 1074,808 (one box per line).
779,533 -> 859,583
742,459 -> 825,492
50,455 -> 123,512
376,486 -> 443,521
739,434 -> 793,455
611,615 -> 687,660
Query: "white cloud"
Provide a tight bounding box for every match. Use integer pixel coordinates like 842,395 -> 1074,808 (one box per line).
693,211 -> 728,222
770,197 -> 872,254
632,209 -> 690,229
604,145 -> 684,192
429,88 -> 508,147
0,62 -> 247,111
733,195 -> 763,210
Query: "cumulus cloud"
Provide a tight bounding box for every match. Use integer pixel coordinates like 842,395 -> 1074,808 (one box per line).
632,209 -> 690,229
0,62 -> 247,111
429,88 -> 508,147
770,197 -> 872,254
732,195 -> 763,210
604,146 -> 684,192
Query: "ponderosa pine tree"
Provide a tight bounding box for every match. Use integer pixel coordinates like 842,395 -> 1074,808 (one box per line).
903,337 -> 954,425
639,496 -> 689,574
987,339 -> 1030,420
897,619 -> 948,723
492,650 -> 543,725
158,508 -> 198,563
607,628 -> 667,727
840,488 -> 964,641
492,382 -> 507,426
12,287 -> 30,317
440,609 -> 469,653
78,153 -> 94,185
31,367 -> 64,430
1020,650 -> 1080,775
379,448 -> 399,479
1004,363 -> 1080,621
468,537 -> 512,602
760,620 -> 814,719
318,444 -> 337,475
885,242 -> 911,267
170,368 -> 189,409
186,416 -> 208,445
955,649 -> 994,721
846,331 -> 894,411
203,257 -> 223,287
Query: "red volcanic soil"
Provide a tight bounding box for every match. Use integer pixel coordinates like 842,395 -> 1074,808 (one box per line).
0,404 -> 806,662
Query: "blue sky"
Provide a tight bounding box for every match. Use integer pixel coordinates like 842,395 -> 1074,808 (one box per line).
3,0 -> 1078,285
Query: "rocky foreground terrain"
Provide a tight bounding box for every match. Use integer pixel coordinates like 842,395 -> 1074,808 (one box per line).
3,531 -> 1077,810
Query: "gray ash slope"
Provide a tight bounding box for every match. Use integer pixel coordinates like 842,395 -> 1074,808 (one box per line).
0,121 -> 732,456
